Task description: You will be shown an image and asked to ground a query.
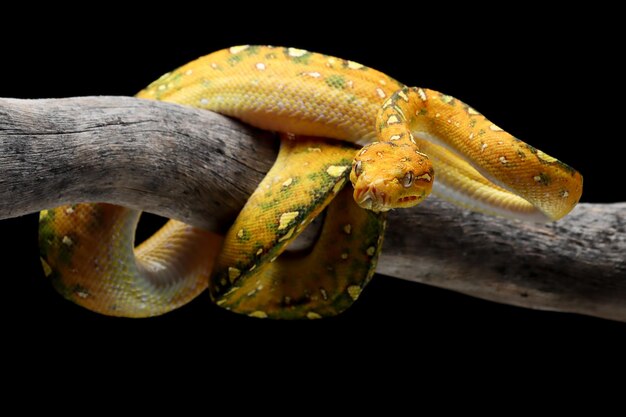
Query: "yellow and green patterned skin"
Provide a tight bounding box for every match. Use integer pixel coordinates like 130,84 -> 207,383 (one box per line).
209,136 -> 385,319
38,45 -> 583,319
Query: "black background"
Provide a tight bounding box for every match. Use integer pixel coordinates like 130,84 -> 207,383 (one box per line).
1,5 -> 624,351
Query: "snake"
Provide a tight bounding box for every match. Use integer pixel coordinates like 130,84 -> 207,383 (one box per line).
38,45 -> 583,319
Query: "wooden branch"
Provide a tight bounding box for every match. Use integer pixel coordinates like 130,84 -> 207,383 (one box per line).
0,97 -> 277,232
1,97 -> 624,322
380,200 -> 626,322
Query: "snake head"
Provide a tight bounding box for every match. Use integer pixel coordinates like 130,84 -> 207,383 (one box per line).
350,141 -> 434,212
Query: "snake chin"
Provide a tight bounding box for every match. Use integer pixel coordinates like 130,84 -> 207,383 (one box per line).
355,186 -> 391,212
354,184 -> 427,212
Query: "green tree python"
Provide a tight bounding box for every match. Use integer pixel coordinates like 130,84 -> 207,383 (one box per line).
38,45 -> 583,319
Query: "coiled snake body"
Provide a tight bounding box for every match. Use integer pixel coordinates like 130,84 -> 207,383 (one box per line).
39,46 -> 583,318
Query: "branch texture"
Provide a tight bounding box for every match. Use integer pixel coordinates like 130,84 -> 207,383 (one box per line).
1,97 -> 624,321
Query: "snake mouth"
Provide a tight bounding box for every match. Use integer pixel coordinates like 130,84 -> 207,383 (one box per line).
355,186 -> 390,212
397,195 -> 419,203
355,186 -> 424,211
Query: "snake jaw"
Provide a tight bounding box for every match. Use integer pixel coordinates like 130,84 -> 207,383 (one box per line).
353,175 -> 432,212
354,183 -> 429,212
355,184 -> 391,212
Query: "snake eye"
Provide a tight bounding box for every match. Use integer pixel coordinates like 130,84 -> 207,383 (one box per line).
354,160 -> 363,177
403,171 -> 414,188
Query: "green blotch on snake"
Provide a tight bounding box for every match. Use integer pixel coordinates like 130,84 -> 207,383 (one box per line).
244,45 -> 260,56
308,188 -> 334,204
306,175 -> 343,194
257,199 -> 282,211
53,234 -> 76,266
341,60 -> 368,70
325,75 -> 346,90
439,94 -> 455,105
154,74 -> 183,98
283,48 -> 313,64
42,209 -> 56,221
307,171 -> 324,182
170,73 -> 183,84
227,55 -> 243,66
236,229 -> 251,241
292,54 -> 313,64
38,216 -> 57,257
277,184 -> 299,200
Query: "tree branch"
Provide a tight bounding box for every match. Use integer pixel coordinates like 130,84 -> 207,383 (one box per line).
1,97 -> 624,322
0,97 -> 277,232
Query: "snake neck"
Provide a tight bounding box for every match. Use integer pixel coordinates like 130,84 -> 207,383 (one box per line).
376,87 -> 582,221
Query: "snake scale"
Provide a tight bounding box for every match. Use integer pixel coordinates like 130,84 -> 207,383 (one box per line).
38,45 -> 583,319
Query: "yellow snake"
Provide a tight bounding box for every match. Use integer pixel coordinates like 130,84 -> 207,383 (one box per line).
38,45 -> 583,319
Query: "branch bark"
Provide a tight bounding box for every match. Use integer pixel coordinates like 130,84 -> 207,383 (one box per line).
1,97 -> 624,322
0,97 -> 277,232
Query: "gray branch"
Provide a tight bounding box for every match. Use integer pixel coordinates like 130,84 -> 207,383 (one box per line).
0,96 -> 277,233
1,97 -> 624,322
